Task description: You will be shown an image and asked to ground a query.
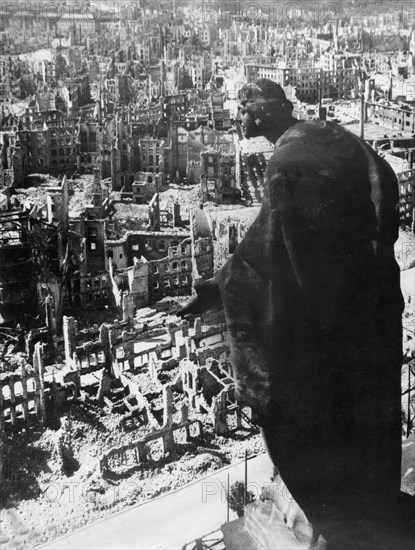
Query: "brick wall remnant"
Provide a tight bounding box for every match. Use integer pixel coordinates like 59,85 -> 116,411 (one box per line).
0,345 -> 46,431
63,316 -> 77,366
96,369 -> 112,403
99,417 -> 203,475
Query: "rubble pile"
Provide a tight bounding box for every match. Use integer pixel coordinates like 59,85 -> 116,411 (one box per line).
0,391 -> 265,549
159,185 -> 202,217
0,304 -> 265,549
67,175 -> 96,218
395,229 -> 415,270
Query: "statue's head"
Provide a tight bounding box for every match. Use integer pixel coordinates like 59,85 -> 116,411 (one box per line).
237,78 -> 294,140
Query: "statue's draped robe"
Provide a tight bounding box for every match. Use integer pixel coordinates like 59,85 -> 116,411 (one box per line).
215,121 -> 404,529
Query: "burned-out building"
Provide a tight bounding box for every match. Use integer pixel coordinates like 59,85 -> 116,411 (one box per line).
132,172 -> 163,204
0,212 -> 37,325
107,224 -> 214,315
0,344 -> 46,432
163,92 -> 189,120
0,130 -> 31,188
139,138 -> 165,176
0,205 -> 65,329
398,170 -> 415,229
67,271 -> 110,310
0,118 -> 79,178
200,146 -> 237,203
186,160 -> 201,185
211,93 -> 231,131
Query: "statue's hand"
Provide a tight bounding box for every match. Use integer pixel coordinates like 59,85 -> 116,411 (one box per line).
177,278 -> 222,316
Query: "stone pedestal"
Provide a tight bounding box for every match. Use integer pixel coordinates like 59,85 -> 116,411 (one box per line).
244,499 -> 316,550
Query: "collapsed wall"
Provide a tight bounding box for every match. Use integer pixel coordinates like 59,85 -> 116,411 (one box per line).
0,343 -> 46,431
0,308 -> 256,485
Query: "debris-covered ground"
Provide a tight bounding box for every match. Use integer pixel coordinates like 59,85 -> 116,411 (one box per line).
395,228 -> 415,271
0,399 -> 265,549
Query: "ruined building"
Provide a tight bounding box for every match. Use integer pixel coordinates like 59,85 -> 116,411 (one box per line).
107,221 -> 214,320
200,147 -> 237,203
0,212 -> 37,325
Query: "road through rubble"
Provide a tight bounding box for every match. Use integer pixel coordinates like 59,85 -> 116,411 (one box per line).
38,453 -> 280,550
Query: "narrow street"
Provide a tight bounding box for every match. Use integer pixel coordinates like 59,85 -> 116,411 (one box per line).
38,454 -> 280,550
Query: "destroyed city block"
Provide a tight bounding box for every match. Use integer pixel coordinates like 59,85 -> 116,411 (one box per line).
0,1 -> 414,549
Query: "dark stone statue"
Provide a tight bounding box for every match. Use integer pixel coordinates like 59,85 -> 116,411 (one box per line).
180,80 -> 412,548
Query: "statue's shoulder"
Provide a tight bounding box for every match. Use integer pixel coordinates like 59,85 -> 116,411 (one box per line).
276,120 -> 353,149
268,120 -> 361,169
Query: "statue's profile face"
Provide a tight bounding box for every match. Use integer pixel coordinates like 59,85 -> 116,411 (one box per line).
237,80 -> 294,143
237,80 -> 283,140
238,101 -> 265,139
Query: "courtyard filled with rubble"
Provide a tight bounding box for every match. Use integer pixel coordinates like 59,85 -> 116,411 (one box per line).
0,304 -> 265,549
